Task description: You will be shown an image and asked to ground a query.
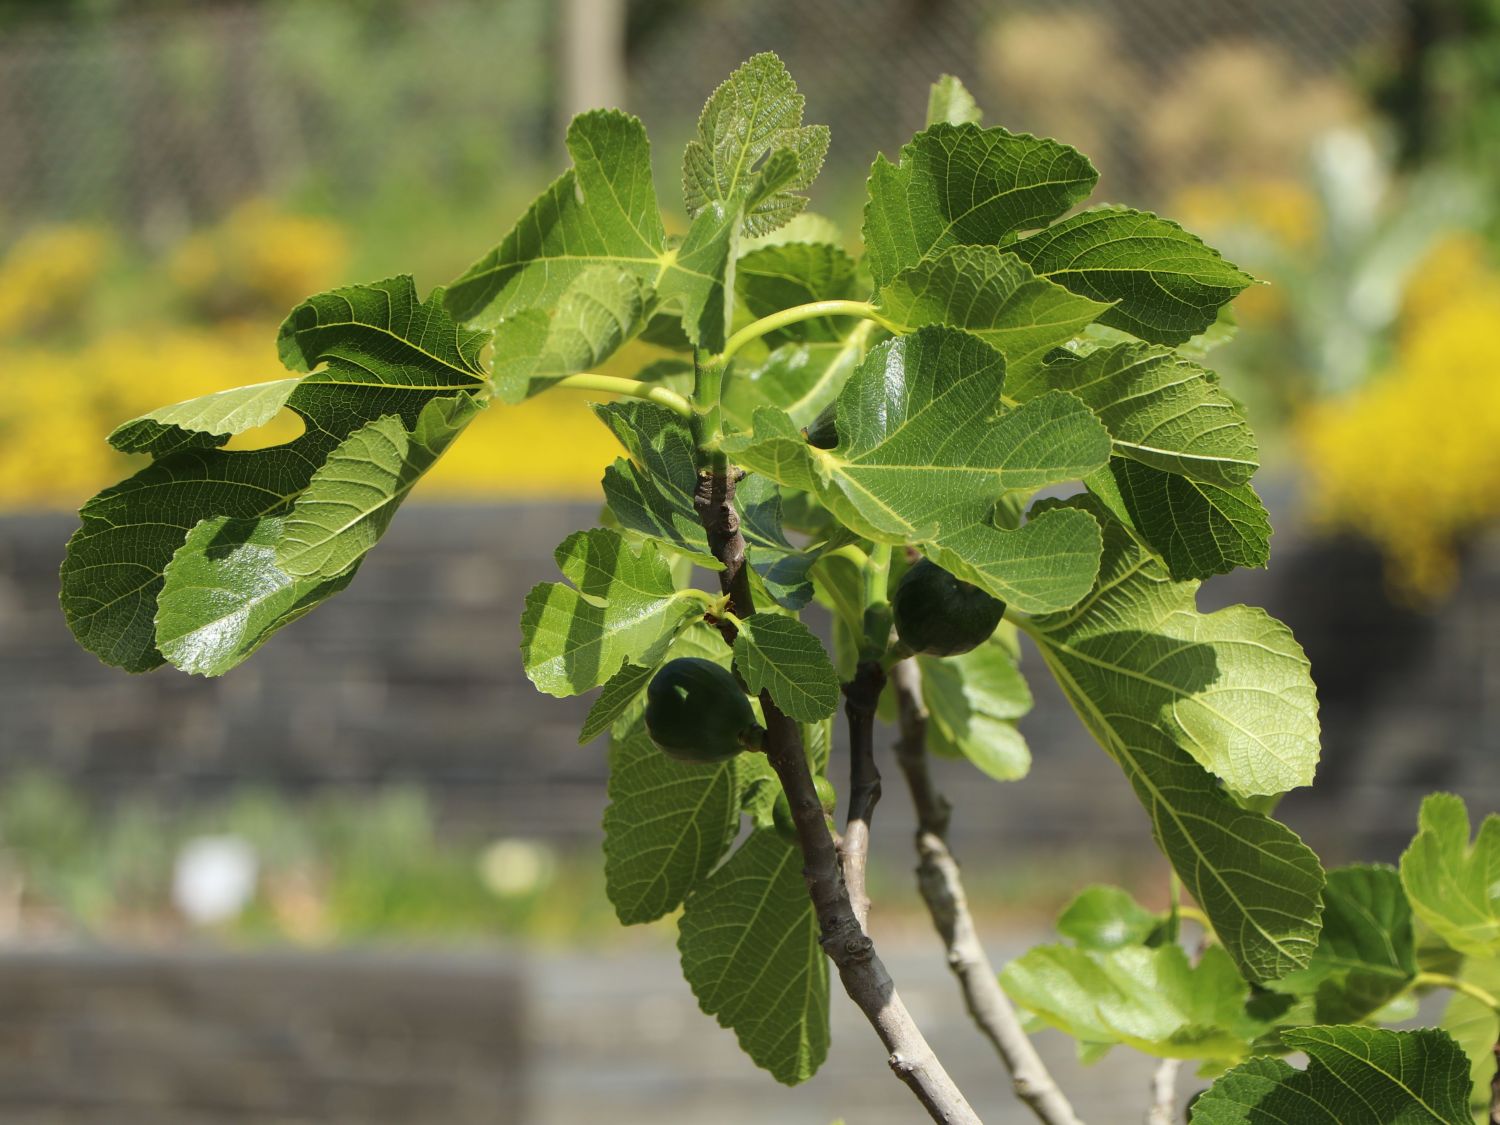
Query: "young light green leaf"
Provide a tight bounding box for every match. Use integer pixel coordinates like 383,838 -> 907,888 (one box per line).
678,830 -> 830,1085
1272,865 -> 1416,1024
62,276 -> 487,673
1088,459 -> 1272,580
108,378 -> 302,457
1000,943 -> 1260,1060
735,241 -> 858,345
875,245 -> 1111,384
733,612 -> 840,721
445,109 -> 735,350
919,636 -> 1034,781
682,52 -> 830,238
603,722 -> 749,925
926,74 -> 983,127
926,715 -> 1029,781
1439,956 -> 1500,1125
863,123 -> 1098,289
489,267 -> 650,403
154,516 -> 358,676
1011,206 -> 1255,346
1400,793 -> 1500,959
1025,496 -> 1323,980
1018,344 -> 1258,487
277,394 -> 482,580
722,327 -> 1112,613
1056,885 -> 1164,951
1190,1026 -> 1473,1124
519,529 -> 706,697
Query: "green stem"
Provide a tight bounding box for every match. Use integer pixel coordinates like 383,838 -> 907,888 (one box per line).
1417,972 -> 1500,1013
694,351 -> 727,442
552,373 -> 694,419
718,300 -> 900,363
823,543 -> 871,570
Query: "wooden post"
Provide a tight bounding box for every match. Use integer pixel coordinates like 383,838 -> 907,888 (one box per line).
560,0 -> 627,124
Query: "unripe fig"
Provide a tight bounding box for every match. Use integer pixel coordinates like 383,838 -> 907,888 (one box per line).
772,776 -> 837,842
804,402 -> 838,449
891,558 -> 1006,657
645,658 -> 760,763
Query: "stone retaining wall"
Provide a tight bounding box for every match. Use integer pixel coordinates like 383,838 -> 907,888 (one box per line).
0,948 -> 524,1124
3,498 -> 1496,860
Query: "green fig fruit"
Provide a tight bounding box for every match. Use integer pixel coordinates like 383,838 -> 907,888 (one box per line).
891,558 -> 1006,657
645,658 -> 760,763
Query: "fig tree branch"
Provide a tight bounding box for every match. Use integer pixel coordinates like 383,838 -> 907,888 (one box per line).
694,466 -> 981,1125
841,660 -> 886,930
1491,1038 -> 1499,1125
1147,1058 -> 1181,1125
890,658 -> 1083,1125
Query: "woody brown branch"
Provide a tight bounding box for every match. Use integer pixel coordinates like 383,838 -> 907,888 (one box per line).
694,467 -> 980,1125
891,657 -> 1083,1125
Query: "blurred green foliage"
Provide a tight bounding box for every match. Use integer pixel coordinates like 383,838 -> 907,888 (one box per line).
0,773 -> 621,946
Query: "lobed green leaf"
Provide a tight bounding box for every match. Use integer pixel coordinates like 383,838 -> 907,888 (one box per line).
1190,1026 -> 1473,1124
723,327 -> 1112,613
925,74 -> 983,128
1056,885 -> 1164,951
1025,495 -> 1323,980
108,379 -> 302,457
1001,942 -> 1261,1061
1011,205 -> 1254,346
876,245 -> 1110,384
603,719 -> 760,925
61,276 -> 487,674
519,528 -> 706,697
1273,865 -> 1416,1025
1020,343 -> 1258,487
732,612 -> 840,721
446,109 -> 736,351
277,394 -> 482,580
1088,460 -> 1272,581
1439,956 -> 1500,1124
678,830 -> 830,1084
862,123 -> 1098,289
1400,793 -> 1500,959
918,633 -> 1034,781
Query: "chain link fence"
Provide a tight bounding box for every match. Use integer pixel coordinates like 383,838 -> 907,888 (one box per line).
0,0 -> 1405,239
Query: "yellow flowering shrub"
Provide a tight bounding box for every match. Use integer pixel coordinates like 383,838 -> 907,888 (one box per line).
1173,179 -> 1320,255
0,323 -> 273,510
168,201 -> 349,321
0,225 -> 112,338
1298,235 -> 1500,599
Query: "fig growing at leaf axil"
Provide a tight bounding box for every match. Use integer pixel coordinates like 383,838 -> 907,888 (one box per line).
891,558 -> 1006,657
804,402 -> 838,449
645,657 -> 762,763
